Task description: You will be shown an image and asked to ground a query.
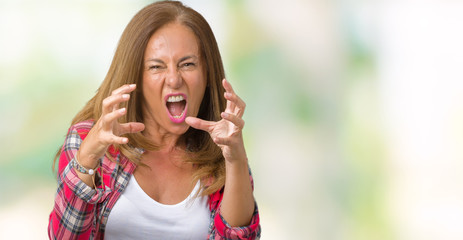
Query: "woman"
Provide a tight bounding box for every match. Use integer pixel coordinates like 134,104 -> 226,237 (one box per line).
48,1 -> 260,239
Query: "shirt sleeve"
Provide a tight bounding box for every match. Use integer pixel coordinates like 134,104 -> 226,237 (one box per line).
48,123 -> 109,239
208,168 -> 262,240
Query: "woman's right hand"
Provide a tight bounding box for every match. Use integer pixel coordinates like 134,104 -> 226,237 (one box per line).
77,84 -> 145,169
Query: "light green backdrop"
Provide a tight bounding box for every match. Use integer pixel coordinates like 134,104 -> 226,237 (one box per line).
1,0 -> 463,239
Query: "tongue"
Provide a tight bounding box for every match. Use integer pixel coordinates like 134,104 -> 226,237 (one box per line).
167,101 -> 185,117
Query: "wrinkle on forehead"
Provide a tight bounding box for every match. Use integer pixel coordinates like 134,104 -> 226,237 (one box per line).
145,23 -> 200,62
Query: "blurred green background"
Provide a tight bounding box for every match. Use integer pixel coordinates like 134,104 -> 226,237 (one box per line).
1,0 -> 463,239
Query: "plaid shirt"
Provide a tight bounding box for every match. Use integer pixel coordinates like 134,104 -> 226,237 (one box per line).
48,120 -> 261,239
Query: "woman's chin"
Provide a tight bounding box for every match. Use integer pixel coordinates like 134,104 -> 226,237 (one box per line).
165,122 -> 190,135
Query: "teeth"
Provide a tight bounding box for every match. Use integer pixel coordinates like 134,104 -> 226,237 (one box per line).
167,95 -> 184,102
172,109 -> 185,118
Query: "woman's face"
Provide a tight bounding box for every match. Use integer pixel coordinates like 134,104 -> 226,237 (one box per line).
142,22 -> 206,136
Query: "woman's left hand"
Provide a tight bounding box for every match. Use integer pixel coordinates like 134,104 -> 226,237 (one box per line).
185,79 -> 247,164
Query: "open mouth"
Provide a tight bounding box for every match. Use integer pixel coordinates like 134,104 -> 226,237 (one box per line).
165,93 -> 187,123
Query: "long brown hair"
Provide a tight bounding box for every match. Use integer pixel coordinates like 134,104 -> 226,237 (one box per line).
55,1 -> 226,196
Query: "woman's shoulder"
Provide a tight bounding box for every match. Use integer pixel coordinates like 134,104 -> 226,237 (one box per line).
68,120 -> 95,138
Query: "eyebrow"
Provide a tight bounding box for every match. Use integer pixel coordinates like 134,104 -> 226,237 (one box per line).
145,58 -> 164,64
178,55 -> 198,63
145,55 -> 198,64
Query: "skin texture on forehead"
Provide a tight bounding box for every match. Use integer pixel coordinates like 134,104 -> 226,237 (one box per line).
148,23 -> 200,62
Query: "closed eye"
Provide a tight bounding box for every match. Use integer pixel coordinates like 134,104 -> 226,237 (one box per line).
182,62 -> 195,67
179,62 -> 197,71
177,55 -> 199,70
149,65 -> 163,70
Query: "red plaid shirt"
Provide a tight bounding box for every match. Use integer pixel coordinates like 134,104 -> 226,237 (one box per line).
48,120 -> 261,239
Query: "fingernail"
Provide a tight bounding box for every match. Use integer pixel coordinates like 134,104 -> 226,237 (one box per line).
225,93 -> 232,98
221,112 -> 228,118
129,84 -> 136,88
119,108 -> 126,113
122,94 -> 129,99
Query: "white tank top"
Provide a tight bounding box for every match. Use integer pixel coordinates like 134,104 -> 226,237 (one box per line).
105,175 -> 210,240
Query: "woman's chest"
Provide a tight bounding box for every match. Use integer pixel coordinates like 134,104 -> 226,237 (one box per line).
133,164 -> 196,205
104,174 -> 211,240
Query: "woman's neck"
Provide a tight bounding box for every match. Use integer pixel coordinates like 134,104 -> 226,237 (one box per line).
141,143 -> 191,172
142,119 -> 181,150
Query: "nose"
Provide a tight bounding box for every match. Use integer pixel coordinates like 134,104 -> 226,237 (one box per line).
166,67 -> 183,89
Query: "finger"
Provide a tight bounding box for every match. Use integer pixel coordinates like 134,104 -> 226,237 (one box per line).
110,84 -> 136,112
222,79 -> 235,94
224,92 -> 246,117
185,116 -> 214,132
213,136 -> 233,146
102,93 -> 130,115
222,79 -> 236,113
223,79 -> 246,116
118,122 -> 145,135
111,84 -> 136,96
221,112 -> 245,130
99,131 -> 129,145
109,135 -> 129,145
101,108 -> 126,130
